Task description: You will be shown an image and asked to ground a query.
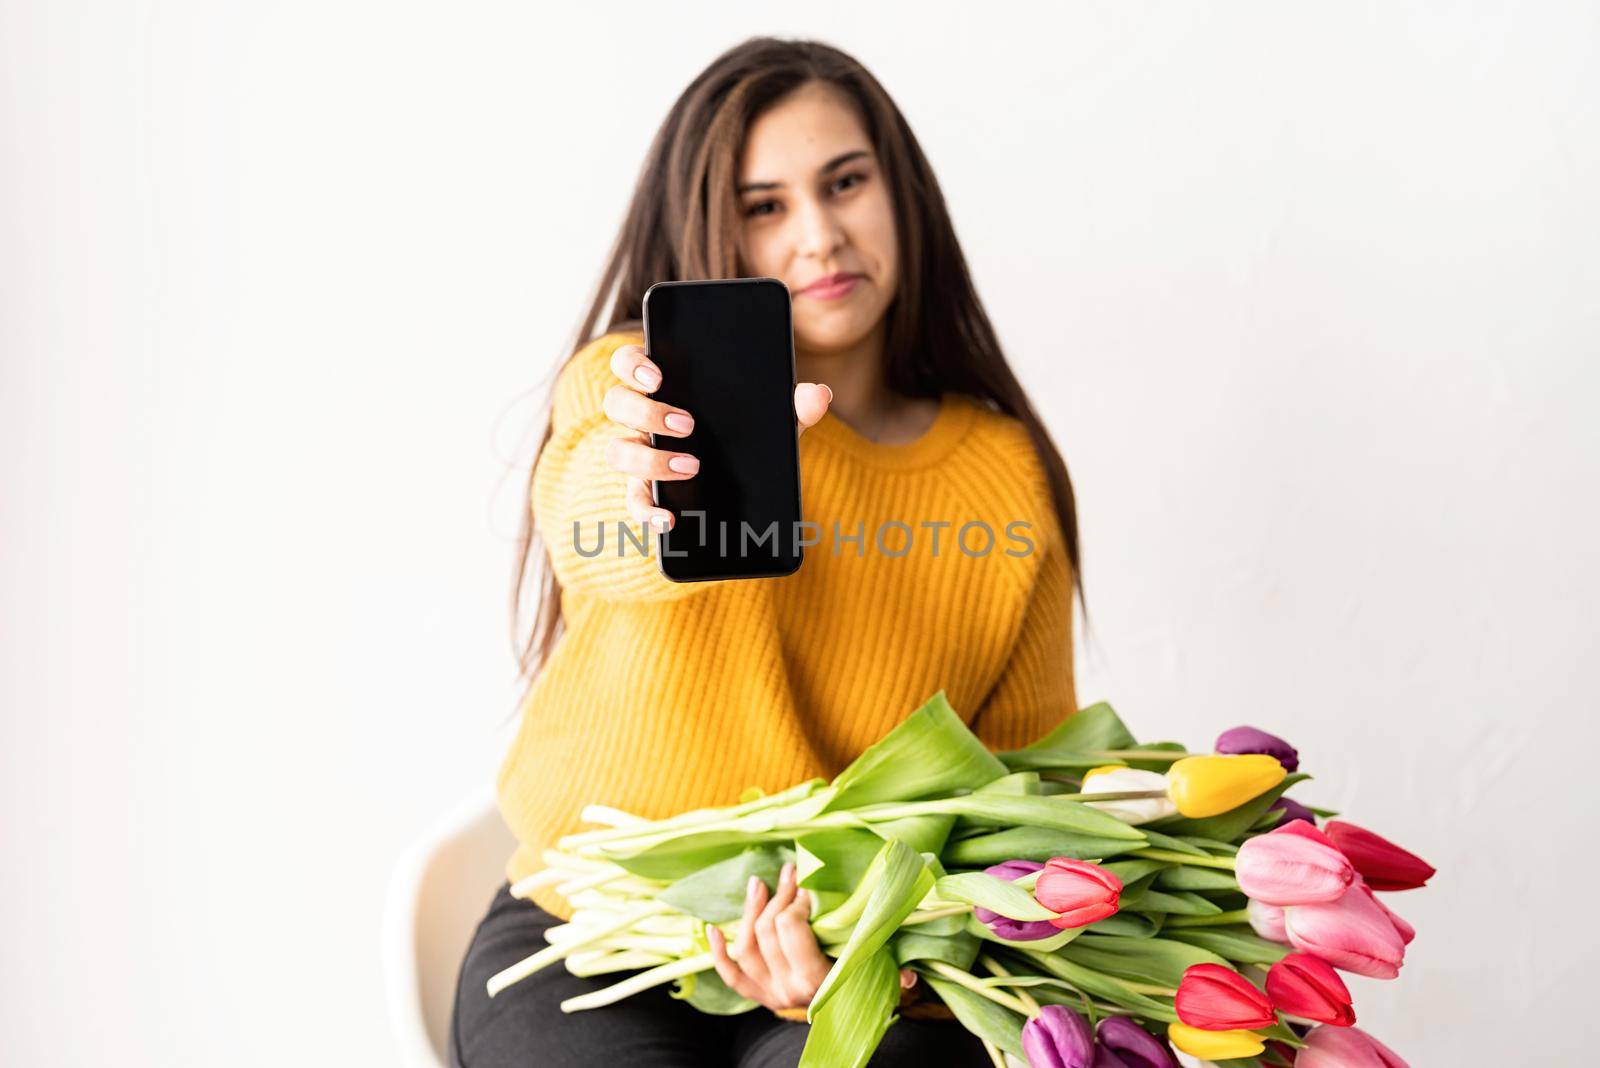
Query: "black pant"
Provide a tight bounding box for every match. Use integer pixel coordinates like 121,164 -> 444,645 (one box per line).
449,882 -> 992,1067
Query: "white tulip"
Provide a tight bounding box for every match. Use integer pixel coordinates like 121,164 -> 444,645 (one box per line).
1079,766 -> 1178,825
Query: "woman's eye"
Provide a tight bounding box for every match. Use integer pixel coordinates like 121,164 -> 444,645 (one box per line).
744,201 -> 777,218
832,172 -> 866,194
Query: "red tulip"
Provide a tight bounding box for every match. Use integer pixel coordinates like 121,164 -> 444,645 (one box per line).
1323,821 -> 1435,891
1283,881 -> 1408,979
1035,858 -> 1123,929
1266,952 -> 1355,1026
1236,820 -> 1355,906
1297,1024 -> 1409,1067
1174,964 -> 1276,1031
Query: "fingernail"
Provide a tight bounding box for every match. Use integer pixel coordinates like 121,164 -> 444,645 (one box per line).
668,454 -> 699,474
822,384 -> 833,402
664,412 -> 693,433
634,365 -> 661,390
747,875 -> 759,896
651,513 -> 671,532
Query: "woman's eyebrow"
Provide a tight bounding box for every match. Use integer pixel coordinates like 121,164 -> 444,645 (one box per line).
737,150 -> 871,194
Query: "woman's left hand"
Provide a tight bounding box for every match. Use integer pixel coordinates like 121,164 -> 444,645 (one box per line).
706,860 -> 917,1012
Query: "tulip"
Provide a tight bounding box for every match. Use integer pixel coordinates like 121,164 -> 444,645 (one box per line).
1283,881 -> 1408,979
1215,725 -> 1300,772
1021,1004 -> 1094,1068
1297,1024 -> 1409,1067
973,860 -> 1059,940
1035,858 -> 1123,929
1236,820 -> 1355,905
1166,754 -> 1286,818
1323,821 -> 1435,891
1247,897 -> 1289,943
1270,795 -> 1318,827
1079,766 -> 1180,824
1090,1048 -> 1128,1068
1095,1017 -> 1179,1068
1166,1022 -> 1265,1060
1266,952 -> 1355,1026
1174,963 -> 1276,1030
1361,882 -> 1415,945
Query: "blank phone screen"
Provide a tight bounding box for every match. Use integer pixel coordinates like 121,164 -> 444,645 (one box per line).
643,278 -> 804,582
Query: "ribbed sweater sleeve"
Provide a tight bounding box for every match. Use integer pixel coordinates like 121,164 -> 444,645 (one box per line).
533,332 -> 712,603
970,486 -> 1079,751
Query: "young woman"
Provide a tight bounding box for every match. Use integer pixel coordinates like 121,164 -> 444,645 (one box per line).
450,36 -> 1086,1068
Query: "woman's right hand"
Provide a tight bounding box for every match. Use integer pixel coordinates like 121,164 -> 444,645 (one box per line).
603,342 -> 832,533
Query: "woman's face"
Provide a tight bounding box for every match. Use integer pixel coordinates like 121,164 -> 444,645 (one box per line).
736,81 -> 899,355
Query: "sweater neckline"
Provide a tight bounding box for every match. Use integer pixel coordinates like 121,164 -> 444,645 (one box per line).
806,391 -> 978,470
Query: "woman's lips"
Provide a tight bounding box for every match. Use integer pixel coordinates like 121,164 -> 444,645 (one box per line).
800,273 -> 863,300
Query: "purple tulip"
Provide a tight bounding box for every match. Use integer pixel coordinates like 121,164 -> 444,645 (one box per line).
1095,1016 -> 1180,1068
1022,1004 -> 1095,1068
1215,726 -> 1300,772
973,860 -> 1060,941
1091,1047 -> 1130,1068
1271,796 -> 1319,827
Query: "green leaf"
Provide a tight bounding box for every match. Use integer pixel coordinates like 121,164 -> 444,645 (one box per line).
658,845 -> 795,922
1124,888 -> 1222,916
797,947 -> 900,1068
871,814 -> 958,856
1162,925 -> 1291,965
891,928 -> 982,970
795,829 -> 890,893
1026,701 -> 1139,752
669,965 -> 759,1014
1060,933 -> 1228,987
939,794 -> 1145,841
809,839 -> 934,1021
1155,866 -> 1239,892
826,691 -> 1007,811
606,830 -> 794,881
918,973 -> 1027,1057
1019,951 -> 1179,1022
1085,912 -> 1160,938
1102,859 -> 1169,885
944,827 -> 1149,866
934,872 -> 1056,921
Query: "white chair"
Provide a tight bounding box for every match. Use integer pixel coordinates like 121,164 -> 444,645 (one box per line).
384,787 -> 517,1068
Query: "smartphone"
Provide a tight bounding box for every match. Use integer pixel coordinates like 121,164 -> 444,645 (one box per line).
642,277 -> 804,582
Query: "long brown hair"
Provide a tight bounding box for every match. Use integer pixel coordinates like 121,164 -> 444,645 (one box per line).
510,36 -> 1087,712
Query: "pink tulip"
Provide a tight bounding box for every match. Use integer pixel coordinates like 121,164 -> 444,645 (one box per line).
1363,883 -> 1415,945
1283,881 -> 1408,979
1236,821 -> 1355,906
1297,1024 -> 1409,1067
1035,858 -> 1123,929
1247,898 -> 1289,943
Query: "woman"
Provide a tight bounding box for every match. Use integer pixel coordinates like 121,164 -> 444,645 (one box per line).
450,35 -> 1086,1068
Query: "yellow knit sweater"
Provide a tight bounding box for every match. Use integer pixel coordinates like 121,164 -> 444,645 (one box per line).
497,326 -> 1078,929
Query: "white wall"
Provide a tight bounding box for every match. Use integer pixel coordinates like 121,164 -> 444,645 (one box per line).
3,1 -> 1594,1063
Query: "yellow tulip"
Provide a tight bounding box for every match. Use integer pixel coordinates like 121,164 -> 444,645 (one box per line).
1167,1021 -> 1266,1059
1166,754 -> 1286,818
1081,765 -> 1124,783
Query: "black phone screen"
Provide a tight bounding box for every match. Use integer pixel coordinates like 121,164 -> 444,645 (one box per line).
643,277 -> 804,582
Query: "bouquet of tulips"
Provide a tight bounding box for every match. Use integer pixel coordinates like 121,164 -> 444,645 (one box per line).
488,691 -> 1433,1067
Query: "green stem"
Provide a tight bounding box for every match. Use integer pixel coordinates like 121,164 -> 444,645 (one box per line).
1087,749 -> 1204,762
1163,909 -> 1250,928
978,954 -> 1041,1016
1136,848 -> 1236,870
922,960 -> 1036,1017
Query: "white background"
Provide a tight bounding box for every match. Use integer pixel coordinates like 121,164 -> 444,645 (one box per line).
4,1 -> 1596,1064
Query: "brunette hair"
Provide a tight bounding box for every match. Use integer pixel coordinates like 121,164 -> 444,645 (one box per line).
510,36 -> 1086,709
